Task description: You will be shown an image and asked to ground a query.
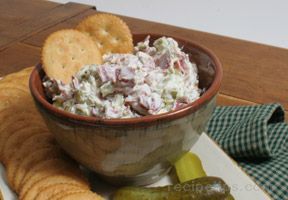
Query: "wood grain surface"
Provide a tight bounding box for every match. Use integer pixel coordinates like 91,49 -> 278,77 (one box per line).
0,0 -> 287,119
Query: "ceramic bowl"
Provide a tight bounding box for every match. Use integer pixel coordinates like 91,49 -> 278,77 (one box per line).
29,33 -> 222,186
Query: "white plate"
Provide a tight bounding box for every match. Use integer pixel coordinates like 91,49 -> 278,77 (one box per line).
0,133 -> 272,200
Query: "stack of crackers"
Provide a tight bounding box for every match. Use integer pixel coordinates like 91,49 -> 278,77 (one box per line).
0,13 -> 135,200
0,67 -> 103,200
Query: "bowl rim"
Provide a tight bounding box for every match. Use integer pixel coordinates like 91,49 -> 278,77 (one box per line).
29,33 -> 222,127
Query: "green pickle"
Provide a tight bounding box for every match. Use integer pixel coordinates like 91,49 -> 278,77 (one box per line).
226,194 -> 235,200
174,152 -> 235,200
113,176 -> 230,200
174,152 -> 206,182
113,152 -> 236,199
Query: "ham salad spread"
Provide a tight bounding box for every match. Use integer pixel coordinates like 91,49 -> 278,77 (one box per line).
43,36 -> 201,119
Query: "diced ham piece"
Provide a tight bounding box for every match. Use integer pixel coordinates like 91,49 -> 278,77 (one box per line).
118,67 -> 135,81
114,68 -> 136,94
154,51 -> 171,69
173,102 -> 187,110
98,64 -> 117,83
125,95 -> 147,115
172,97 -> 189,110
125,84 -> 155,115
139,93 -> 162,113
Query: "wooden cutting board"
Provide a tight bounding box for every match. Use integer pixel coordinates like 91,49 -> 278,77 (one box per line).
0,0 -> 287,120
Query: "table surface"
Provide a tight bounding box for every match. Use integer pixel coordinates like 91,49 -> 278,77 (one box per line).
0,0 -> 287,120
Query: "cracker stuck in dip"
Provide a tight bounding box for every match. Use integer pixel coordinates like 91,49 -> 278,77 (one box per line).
43,36 -> 201,119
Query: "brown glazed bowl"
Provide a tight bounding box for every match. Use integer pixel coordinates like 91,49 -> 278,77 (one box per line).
29,33 -> 222,186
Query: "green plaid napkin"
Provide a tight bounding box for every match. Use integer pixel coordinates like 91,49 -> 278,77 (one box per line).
206,103 -> 288,200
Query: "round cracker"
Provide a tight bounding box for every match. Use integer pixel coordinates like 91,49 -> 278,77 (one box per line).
0,82 -> 29,93
14,147 -> 64,192
42,29 -> 102,84
0,74 -> 29,88
20,173 -> 89,200
0,67 -> 33,84
20,158 -> 67,194
0,72 -> 31,96
0,114 -> 47,162
76,13 -> 133,55
0,113 -> 46,153
0,84 -> 28,93
6,133 -> 54,166
20,158 -> 69,192
6,133 -> 54,188
0,90 -> 30,113
35,183 -> 85,200
19,158 -> 80,196
2,127 -> 48,164
57,191 -> 103,200
0,79 -> 37,116
0,109 -> 44,137
6,133 -> 54,165
48,190 -> 88,200
0,100 -> 43,122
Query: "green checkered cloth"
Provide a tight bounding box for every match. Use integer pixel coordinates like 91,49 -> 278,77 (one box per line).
206,103 -> 288,200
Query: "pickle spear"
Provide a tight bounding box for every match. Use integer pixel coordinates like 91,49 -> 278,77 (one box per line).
174,152 -> 206,182
174,152 -> 235,200
113,176 -> 230,200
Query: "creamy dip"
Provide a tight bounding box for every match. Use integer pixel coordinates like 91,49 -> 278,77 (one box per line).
43,36 -> 200,118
